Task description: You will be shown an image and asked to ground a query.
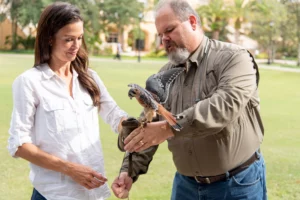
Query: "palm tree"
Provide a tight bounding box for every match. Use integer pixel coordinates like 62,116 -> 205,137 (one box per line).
196,0 -> 230,40
229,0 -> 253,44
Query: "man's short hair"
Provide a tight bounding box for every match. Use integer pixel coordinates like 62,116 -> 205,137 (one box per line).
155,0 -> 201,26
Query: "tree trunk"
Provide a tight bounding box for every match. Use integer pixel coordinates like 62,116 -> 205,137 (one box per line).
234,19 -> 241,45
271,46 -> 276,64
297,3 -> 300,66
212,31 -> 220,40
11,19 -> 18,50
297,42 -> 300,66
119,27 -> 125,51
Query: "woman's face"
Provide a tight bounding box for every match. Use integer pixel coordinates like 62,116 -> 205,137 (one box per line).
50,21 -> 84,63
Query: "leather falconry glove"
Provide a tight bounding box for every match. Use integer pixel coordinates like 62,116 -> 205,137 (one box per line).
118,117 -> 141,152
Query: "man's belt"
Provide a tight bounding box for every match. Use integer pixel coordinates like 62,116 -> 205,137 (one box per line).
193,152 -> 259,184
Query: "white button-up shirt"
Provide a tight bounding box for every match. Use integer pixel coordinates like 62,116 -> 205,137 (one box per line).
8,63 -> 128,200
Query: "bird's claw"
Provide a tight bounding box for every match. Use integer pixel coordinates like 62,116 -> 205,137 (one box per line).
141,121 -> 147,128
137,117 -> 148,128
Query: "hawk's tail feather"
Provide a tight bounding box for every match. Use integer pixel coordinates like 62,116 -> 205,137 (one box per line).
158,105 -> 182,131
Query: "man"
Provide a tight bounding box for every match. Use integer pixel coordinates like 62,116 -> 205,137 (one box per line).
114,42 -> 122,60
112,0 -> 266,199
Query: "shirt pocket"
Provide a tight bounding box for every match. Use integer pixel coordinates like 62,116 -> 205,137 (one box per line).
203,70 -> 218,98
42,100 -> 65,134
82,95 -> 98,129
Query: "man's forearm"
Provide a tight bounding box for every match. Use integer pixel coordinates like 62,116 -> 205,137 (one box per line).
121,145 -> 158,182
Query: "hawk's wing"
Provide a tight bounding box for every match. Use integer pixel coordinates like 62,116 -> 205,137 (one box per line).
146,67 -> 185,104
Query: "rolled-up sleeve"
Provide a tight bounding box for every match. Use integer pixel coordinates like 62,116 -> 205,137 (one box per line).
8,75 -> 38,157
175,50 -> 257,137
90,70 -> 128,133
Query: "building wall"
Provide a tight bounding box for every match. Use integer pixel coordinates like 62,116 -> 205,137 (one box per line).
0,18 -> 27,50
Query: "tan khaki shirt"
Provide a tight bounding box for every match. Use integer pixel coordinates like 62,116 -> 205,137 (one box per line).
121,36 -> 264,178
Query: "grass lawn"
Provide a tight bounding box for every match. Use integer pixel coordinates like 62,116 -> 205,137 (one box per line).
0,54 -> 299,200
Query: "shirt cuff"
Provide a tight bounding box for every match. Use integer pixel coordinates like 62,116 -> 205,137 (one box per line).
7,134 -> 32,158
171,106 -> 195,135
113,112 -> 129,134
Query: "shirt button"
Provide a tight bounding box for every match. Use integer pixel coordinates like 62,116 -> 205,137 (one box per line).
188,150 -> 193,155
184,82 -> 188,86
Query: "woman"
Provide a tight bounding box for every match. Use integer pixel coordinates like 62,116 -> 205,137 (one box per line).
7,2 -> 127,199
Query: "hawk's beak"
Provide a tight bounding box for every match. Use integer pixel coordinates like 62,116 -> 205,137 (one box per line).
128,88 -> 136,99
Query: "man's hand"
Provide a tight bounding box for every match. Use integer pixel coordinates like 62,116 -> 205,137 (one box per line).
111,172 -> 133,199
63,162 -> 107,190
124,121 -> 174,152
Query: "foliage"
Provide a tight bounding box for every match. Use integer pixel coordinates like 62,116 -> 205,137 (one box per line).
227,0 -> 257,44
146,48 -> 167,58
96,45 -> 113,56
66,0 -> 104,55
197,0 -> 230,40
282,0 -> 300,65
5,0 -> 44,49
249,0 -> 287,53
17,35 -> 35,49
17,0 -> 44,27
99,0 -> 144,46
0,1 -> 8,23
255,52 -> 268,59
5,35 -> 35,50
99,0 -> 144,27
1,0 -> 300,59
129,26 -> 145,40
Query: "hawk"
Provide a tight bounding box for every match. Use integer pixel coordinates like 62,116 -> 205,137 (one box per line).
128,67 -> 185,131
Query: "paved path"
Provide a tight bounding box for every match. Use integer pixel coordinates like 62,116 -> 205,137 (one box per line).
1,53 -> 300,73
259,64 -> 300,73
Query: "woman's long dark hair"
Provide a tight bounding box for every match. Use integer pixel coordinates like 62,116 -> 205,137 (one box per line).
34,2 -> 100,108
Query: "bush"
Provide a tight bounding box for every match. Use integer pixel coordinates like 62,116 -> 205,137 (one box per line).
146,49 -> 167,58
256,52 -> 268,59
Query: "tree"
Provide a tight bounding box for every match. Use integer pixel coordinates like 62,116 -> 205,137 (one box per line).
228,0 -> 256,44
99,0 -> 144,48
0,0 -> 9,23
5,0 -> 44,50
196,0 -> 230,40
249,0 -> 287,62
67,0 -> 103,54
283,0 -> 300,66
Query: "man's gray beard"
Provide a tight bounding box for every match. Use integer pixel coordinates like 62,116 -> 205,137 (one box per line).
167,48 -> 190,65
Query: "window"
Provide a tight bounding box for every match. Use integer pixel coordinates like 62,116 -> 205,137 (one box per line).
107,32 -> 118,43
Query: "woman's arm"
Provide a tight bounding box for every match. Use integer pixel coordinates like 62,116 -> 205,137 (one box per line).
16,143 -> 107,190
89,69 -> 128,133
9,74 -> 106,190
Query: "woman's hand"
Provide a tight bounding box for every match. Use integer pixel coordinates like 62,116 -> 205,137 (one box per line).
63,162 -> 107,190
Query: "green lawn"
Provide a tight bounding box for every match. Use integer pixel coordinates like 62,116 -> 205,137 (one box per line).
0,54 -> 299,200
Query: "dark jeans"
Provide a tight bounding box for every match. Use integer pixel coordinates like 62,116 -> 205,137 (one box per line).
31,188 -> 47,200
171,152 -> 267,200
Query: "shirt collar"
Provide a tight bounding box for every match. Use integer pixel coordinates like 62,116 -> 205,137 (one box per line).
188,35 -> 209,68
38,63 -> 78,80
38,63 -> 55,80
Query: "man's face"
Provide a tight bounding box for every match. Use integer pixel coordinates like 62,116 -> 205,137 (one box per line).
155,6 -> 192,65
